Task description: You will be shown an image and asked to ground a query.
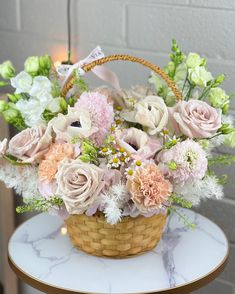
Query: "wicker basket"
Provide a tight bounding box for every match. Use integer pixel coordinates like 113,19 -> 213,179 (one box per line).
63,54 -> 182,258
65,213 -> 167,258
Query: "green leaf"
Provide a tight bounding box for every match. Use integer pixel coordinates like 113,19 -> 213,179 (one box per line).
3,154 -> 31,166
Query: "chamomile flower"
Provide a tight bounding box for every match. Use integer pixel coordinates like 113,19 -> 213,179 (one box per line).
99,147 -> 112,157
108,156 -> 121,168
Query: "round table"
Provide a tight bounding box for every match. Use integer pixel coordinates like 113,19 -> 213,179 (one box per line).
8,208 -> 229,294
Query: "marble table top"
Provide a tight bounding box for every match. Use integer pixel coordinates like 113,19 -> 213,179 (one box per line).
8,208 -> 229,294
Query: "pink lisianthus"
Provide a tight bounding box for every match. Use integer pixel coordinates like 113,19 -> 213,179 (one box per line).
169,99 -> 221,138
126,163 -> 172,213
157,139 -> 208,186
74,91 -> 114,146
116,127 -> 162,160
8,125 -> 52,163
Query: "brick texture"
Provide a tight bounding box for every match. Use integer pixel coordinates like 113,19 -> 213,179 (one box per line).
0,1 -> 235,293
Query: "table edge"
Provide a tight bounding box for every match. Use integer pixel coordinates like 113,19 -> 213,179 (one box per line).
8,246 -> 229,294
8,210 -> 230,294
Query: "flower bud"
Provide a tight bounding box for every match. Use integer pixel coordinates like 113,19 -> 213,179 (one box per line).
24,56 -> 40,76
222,103 -> 229,114
3,107 -> 19,123
213,74 -> 225,87
60,97 -> 67,112
0,60 -> 15,79
0,100 -> 8,113
7,93 -> 21,103
39,55 -> 52,70
68,97 -> 75,107
219,123 -> 234,135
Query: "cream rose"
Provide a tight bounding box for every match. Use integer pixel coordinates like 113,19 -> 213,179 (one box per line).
56,159 -> 105,214
116,127 -> 162,160
8,125 -> 52,163
121,96 -> 168,135
170,99 -> 222,138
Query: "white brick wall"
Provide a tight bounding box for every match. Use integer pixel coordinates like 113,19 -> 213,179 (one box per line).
0,0 -> 235,293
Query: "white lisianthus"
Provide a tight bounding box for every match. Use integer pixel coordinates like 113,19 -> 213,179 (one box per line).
186,53 -> 205,69
11,71 -> 33,94
29,76 -> 51,98
15,98 -> 47,127
188,66 -> 213,87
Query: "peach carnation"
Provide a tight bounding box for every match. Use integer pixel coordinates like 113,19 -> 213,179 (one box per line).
39,143 -> 74,182
126,164 -> 172,213
38,160 -> 58,182
44,143 -> 74,161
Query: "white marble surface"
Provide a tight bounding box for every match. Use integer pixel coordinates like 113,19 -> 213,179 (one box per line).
8,209 -> 228,294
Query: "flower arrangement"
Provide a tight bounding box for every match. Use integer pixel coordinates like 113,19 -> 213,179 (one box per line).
0,40 -> 235,230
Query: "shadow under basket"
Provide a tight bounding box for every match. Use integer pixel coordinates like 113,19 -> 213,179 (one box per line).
65,213 -> 167,258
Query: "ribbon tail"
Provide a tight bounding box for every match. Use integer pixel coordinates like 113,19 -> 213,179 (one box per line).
92,65 -> 121,90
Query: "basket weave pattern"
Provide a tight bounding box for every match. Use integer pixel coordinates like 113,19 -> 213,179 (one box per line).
65,213 -> 167,258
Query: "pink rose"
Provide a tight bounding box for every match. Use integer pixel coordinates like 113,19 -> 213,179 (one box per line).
169,100 -> 221,138
0,138 -> 7,158
8,126 -> 52,163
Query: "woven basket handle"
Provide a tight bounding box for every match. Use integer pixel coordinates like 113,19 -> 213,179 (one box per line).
61,54 -> 183,100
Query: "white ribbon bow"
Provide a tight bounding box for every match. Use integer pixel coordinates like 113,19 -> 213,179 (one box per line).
57,46 -> 120,90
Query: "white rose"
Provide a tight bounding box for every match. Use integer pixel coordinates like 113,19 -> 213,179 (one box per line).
121,96 -> 168,135
188,66 -> 212,87
186,53 -> 205,69
11,71 -> 32,94
29,76 -> 51,98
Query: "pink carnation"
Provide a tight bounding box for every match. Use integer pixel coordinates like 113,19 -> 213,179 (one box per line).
158,139 -> 208,185
75,92 -> 114,146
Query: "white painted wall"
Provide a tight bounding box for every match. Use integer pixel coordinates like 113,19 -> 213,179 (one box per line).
0,0 -> 235,293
